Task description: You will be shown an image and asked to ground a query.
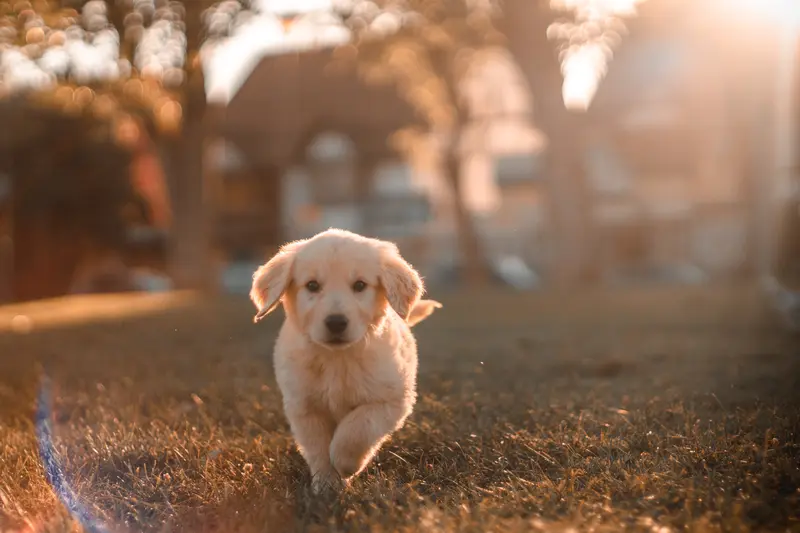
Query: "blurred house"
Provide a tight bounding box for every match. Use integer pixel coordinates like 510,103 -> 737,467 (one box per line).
206,34 -> 547,277
202,0 -> 796,288
0,0 -> 795,302
205,45 -> 430,266
582,28 -> 722,284
562,0 -> 793,285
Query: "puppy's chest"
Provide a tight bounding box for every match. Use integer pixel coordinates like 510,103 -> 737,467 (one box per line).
306,357 -> 395,421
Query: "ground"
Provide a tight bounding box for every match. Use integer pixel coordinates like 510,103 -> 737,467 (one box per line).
0,286 -> 798,533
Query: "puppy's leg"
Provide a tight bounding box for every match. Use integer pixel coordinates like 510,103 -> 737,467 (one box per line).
287,410 -> 339,493
329,402 -> 411,480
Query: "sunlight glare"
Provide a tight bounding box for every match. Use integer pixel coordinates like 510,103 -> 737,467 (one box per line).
203,1 -> 354,104
723,0 -> 800,27
0,0 -> 186,93
202,8 -> 351,104
549,0 -> 647,111
253,0 -> 335,16
561,42 -> 609,111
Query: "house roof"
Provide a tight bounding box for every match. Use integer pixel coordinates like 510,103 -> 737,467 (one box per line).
217,46 -> 423,167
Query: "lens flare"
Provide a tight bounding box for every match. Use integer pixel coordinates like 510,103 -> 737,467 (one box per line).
36,372 -> 112,533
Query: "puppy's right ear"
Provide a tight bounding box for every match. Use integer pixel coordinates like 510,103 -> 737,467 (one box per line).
377,242 -> 423,320
250,240 -> 305,323
406,299 -> 442,327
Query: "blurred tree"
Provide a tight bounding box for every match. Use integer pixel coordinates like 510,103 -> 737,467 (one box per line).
502,0 -> 650,285
502,0 -> 590,285
329,0 -> 508,285
331,0 -> 642,285
0,0 -> 645,296
0,96 -> 140,299
0,0 -> 214,299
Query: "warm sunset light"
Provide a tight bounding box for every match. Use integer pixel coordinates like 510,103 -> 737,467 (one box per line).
548,0 -> 647,111
722,0 -> 800,26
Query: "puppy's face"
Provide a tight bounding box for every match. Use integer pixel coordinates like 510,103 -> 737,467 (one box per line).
289,237 -> 383,348
250,230 -> 423,350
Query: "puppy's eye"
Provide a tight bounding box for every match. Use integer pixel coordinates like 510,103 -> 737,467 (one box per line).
305,280 -> 321,293
352,280 -> 367,293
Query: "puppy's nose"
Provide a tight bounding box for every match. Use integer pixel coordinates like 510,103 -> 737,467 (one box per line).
324,314 -> 349,335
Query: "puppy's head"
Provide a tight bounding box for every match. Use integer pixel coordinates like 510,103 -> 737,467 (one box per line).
250,229 -> 423,349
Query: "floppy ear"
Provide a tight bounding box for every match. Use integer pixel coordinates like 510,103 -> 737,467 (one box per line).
250,240 -> 305,323
378,243 -> 424,320
406,299 -> 443,327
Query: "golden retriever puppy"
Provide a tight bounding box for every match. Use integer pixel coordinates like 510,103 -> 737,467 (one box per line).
250,229 -> 440,492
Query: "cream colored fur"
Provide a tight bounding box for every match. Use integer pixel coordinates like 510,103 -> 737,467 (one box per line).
250,229 -> 440,492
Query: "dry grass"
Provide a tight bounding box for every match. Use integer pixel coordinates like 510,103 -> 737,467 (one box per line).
0,286 -> 798,533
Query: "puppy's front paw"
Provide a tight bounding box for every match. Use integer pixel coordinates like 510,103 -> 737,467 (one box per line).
310,468 -> 343,495
330,439 -> 373,480
331,455 -> 361,480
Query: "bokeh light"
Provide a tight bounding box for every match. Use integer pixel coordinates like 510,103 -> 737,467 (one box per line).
549,0 -> 646,111
202,0 -> 356,103
0,0 -> 187,95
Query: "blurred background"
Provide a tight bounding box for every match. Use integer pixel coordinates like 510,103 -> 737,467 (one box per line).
0,0 -> 798,314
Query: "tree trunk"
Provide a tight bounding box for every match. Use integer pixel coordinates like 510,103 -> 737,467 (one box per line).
421,39 -> 493,287
162,66 -> 216,291
444,149 -> 491,286
536,106 -> 589,286
768,25 -> 800,288
502,0 -> 593,287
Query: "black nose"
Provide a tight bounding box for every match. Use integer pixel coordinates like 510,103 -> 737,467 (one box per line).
324,314 -> 349,335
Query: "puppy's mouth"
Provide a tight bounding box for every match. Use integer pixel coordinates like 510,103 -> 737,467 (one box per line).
312,334 -> 361,350
323,337 -> 352,348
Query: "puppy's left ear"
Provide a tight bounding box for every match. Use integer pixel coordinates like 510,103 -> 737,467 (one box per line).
250,240 -> 305,323
378,243 -> 423,320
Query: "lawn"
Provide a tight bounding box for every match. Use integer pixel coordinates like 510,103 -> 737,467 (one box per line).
0,286 -> 798,533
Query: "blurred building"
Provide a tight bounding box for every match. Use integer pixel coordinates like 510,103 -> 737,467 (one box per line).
206,0 -> 796,287
582,1 -> 799,285
581,18 -> 741,283
505,0 -> 800,286
205,15 -> 549,278
2,0 -> 796,301
204,26 -> 549,279
205,44 -> 427,263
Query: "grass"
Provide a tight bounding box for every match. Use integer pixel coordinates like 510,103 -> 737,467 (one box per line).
0,285 -> 798,533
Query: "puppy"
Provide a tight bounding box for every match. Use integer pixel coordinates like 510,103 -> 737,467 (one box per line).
250,229 -> 440,492
406,298 -> 443,327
